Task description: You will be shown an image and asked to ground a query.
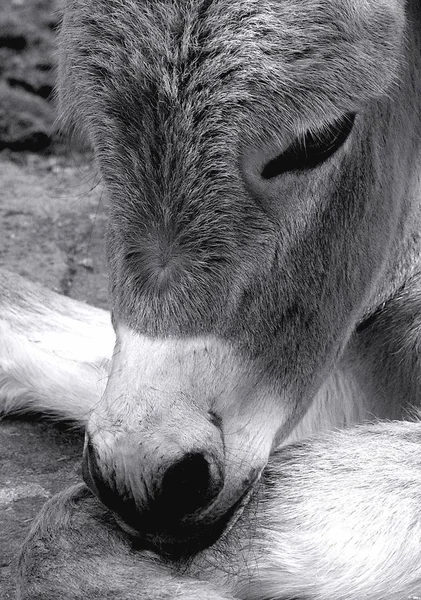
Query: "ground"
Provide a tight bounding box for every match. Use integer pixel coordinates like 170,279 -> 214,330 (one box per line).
0,153 -> 109,599
0,1 -> 110,597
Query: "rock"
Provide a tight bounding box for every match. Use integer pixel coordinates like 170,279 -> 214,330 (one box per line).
0,0 -> 59,152
0,84 -> 53,151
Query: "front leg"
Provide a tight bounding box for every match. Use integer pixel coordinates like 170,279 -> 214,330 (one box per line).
243,421 -> 421,600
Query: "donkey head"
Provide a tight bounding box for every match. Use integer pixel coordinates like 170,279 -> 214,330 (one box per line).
58,0 -> 418,555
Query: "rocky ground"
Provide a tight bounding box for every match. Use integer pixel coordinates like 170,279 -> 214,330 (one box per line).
0,0 -> 58,153
0,1 -> 109,597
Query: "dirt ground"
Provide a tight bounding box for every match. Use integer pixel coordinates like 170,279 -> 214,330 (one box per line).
0,152 -> 109,598
0,0 -> 112,596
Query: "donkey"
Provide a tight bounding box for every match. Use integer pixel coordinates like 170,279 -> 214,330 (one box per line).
2,0 -> 421,596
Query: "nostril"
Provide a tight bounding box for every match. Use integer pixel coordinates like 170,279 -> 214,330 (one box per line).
159,452 -> 224,519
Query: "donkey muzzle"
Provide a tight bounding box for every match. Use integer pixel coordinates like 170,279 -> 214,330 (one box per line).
82,431 -> 244,557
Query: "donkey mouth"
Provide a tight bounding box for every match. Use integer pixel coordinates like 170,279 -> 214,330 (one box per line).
83,452 -> 257,557
118,482 -> 256,559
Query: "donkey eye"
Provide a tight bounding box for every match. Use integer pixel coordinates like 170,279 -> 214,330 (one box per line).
261,113 -> 356,179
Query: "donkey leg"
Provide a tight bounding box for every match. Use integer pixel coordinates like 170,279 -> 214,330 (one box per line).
0,269 -> 114,425
17,483 -> 236,600
241,421 -> 421,600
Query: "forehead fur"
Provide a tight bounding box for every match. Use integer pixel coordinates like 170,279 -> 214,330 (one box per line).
60,0 -> 404,142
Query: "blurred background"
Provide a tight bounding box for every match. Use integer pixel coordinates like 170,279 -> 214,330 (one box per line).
0,2 -> 109,597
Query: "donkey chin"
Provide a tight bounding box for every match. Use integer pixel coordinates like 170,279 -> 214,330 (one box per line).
82,325 -> 287,557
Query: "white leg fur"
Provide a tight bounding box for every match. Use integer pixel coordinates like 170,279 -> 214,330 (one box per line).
242,422 -> 421,600
0,269 -> 113,424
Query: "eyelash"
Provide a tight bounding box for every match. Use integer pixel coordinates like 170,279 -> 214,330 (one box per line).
261,113 -> 356,180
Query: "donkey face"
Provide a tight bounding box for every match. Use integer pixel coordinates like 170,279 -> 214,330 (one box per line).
59,0 -> 409,554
